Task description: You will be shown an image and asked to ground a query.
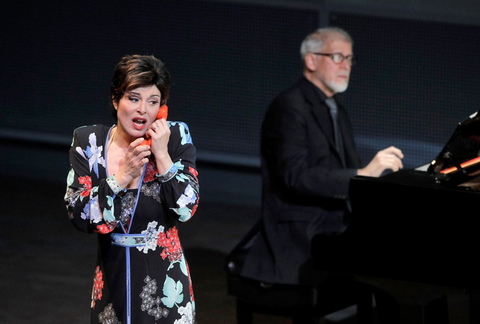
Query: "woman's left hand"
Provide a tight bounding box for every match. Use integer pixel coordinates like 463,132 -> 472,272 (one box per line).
147,119 -> 173,174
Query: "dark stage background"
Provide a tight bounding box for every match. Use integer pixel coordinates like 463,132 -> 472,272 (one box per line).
2,1 -> 479,173
1,1 -> 480,323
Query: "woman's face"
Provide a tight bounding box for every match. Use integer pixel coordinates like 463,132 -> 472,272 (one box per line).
115,85 -> 161,141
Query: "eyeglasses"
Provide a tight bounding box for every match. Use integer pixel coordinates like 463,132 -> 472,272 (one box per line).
311,52 -> 356,65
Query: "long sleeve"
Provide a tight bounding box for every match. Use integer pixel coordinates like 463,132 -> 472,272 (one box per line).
64,125 -> 121,234
263,91 -> 358,201
157,121 -> 199,222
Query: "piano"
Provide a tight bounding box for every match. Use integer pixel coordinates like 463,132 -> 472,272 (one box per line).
312,111 -> 480,322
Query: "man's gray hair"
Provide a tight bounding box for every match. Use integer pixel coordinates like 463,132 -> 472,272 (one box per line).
300,27 -> 353,61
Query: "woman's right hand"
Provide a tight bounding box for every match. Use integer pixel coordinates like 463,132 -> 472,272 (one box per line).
115,138 -> 152,188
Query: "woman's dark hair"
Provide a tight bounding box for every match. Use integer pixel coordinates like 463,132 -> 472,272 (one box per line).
110,55 -> 171,117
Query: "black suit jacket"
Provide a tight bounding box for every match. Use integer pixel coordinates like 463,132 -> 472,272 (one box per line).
241,77 -> 362,285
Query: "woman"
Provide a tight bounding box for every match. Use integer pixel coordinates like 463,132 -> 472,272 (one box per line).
64,55 -> 199,324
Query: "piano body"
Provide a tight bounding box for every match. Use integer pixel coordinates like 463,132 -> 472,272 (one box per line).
312,111 -> 480,322
344,170 -> 480,288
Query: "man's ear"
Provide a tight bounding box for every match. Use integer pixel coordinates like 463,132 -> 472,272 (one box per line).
304,53 -> 318,72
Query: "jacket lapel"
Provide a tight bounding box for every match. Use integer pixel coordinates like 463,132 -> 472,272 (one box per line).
298,78 -> 346,167
337,105 -> 359,168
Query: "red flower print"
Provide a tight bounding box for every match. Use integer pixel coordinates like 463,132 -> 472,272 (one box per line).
79,175 -> 93,197
92,266 -> 104,308
143,160 -> 157,183
186,262 -> 195,302
157,226 -> 183,262
189,166 -> 198,182
191,203 -> 198,217
94,223 -> 116,234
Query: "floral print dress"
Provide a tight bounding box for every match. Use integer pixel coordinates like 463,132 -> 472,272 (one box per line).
64,122 -> 199,324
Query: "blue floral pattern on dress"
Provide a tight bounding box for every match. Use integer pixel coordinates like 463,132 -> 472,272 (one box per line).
64,123 -> 199,323
75,132 -> 106,178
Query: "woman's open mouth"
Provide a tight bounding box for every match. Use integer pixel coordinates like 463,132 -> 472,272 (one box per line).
132,118 -> 147,130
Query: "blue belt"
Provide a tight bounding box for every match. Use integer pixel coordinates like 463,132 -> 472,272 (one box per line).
111,233 -> 147,247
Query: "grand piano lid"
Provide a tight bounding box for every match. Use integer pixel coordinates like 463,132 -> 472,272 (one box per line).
428,110 -> 480,186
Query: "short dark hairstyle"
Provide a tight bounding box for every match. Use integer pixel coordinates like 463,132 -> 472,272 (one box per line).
111,55 -> 171,117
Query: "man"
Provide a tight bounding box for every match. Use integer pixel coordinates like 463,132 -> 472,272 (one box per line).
241,27 -> 403,286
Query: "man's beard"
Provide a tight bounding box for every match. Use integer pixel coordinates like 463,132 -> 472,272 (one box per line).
327,79 -> 349,94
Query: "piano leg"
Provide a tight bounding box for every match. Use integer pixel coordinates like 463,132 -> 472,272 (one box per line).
467,290 -> 480,324
373,285 -> 401,324
423,296 -> 449,324
356,282 -> 378,324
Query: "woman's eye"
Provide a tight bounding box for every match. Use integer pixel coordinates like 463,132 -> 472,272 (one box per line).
149,100 -> 159,105
128,96 -> 139,102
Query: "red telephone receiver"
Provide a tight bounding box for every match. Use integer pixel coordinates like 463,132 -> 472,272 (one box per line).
141,104 -> 168,146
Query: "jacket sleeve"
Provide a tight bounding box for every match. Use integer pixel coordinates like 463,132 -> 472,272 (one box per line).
157,121 -> 199,222
263,95 -> 358,200
64,126 -> 123,234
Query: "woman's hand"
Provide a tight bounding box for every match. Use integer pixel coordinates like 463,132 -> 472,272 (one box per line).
115,138 -> 151,188
147,119 -> 174,174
